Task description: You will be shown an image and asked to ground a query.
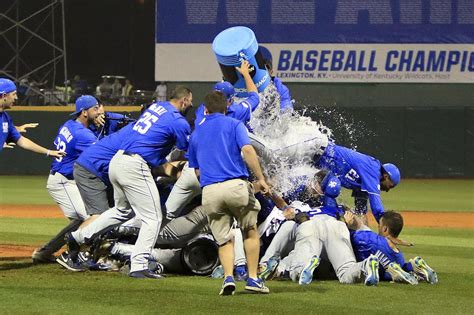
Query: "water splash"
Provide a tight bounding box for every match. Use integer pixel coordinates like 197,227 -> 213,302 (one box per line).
243,83 -> 330,194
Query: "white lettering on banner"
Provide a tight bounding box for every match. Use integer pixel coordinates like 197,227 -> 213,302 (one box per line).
182,0 -> 474,25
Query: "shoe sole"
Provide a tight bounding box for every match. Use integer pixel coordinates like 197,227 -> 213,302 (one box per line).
299,257 -> 320,285
414,258 -> 438,284
388,265 -> 418,285
56,257 -> 86,272
364,258 -> 379,286
219,283 -> 236,296
244,285 -> 269,294
259,261 -> 279,281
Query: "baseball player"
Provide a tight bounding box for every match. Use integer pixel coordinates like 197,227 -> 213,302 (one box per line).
33,95 -> 100,263
1,78 -> 64,157
63,86 -> 193,278
188,90 -> 270,295
165,60 -> 260,221
315,142 -> 401,222
258,172 -> 379,286
345,210 -> 438,285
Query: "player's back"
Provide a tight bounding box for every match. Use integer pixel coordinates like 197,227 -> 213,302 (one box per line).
350,229 -> 405,268
50,119 -> 96,178
120,102 -> 190,168
77,123 -> 133,184
318,144 -> 381,190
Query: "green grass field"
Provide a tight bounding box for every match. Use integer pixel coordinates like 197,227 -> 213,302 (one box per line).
1,176 -> 473,314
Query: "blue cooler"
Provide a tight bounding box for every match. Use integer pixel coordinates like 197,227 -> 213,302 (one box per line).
212,26 -> 271,97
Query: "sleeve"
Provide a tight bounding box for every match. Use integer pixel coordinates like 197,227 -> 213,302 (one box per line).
235,121 -> 251,149
187,135 -> 199,169
274,79 -> 293,111
368,193 -> 385,222
231,102 -> 251,123
242,92 -> 260,112
105,112 -> 126,134
173,118 -> 191,151
75,129 -> 97,153
7,115 -> 22,143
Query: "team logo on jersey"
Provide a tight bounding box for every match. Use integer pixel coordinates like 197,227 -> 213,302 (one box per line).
3,122 -> 8,133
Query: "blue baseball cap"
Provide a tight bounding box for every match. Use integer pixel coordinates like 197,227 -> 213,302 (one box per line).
213,81 -> 235,100
0,78 -> 17,94
383,163 -> 400,186
71,95 -> 98,116
321,173 -> 341,198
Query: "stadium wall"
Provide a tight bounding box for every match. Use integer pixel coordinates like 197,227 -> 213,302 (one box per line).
1,87 -> 473,177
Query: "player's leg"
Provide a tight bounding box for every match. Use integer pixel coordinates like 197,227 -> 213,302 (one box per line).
288,219 -> 322,284
202,181 -> 237,295
164,162 -> 201,220
115,153 -> 163,275
74,163 -> 111,228
323,217 -> 375,285
156,205 -> 209,246
260,220 -> 297,263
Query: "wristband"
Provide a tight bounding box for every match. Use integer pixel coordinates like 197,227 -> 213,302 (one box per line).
46,150 -> 51,157
281,205 -> 291,211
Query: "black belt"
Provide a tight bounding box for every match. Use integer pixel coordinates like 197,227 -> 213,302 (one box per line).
50,171 -> 74,180
123,151 -> 138,157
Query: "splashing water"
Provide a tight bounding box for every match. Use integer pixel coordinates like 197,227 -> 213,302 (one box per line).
242,83 -> 331,194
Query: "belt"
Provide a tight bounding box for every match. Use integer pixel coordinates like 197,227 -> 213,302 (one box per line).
123,151 -> 138,157
50,171 -> 74,180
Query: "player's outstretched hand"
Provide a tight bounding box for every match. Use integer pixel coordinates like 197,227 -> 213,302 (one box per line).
283,207 -> 296,220
3,142 -> 16,149
48,150 -> 66,158
16,123 -> 39,133
235,60 -> 251,76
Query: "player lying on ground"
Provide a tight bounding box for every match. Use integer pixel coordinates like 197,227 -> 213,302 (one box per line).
344,210 -> 438,285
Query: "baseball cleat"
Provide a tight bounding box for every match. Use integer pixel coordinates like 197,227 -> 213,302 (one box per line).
258,257 -> 280,281
219,276 -> 236,296
234,264 -> 248,281
129,269 -> 163,279
245,277 -> 270,294
386,263 -> 418,285
409,256 -> 438,284
211,265 -> 224,279
56,252 -> 86,272
298,255 -> 320,285
364,254 -> 379,286
65,232 -> 80,260
32,248 -> 56,264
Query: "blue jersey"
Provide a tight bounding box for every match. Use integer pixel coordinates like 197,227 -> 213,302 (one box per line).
188,113 -> 251,187
50,120 -> 96,179
89,112 -> 128,139
273,77 -> 293,112
76,124 -> 133,185
194,91 -> 259,127
316,144 -> 385,221
350,229 -> 413,281
0,111 -> 22,152
121,102 -> 191,168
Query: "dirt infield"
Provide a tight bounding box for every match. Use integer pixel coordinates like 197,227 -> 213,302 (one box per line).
1,204 -> 473,259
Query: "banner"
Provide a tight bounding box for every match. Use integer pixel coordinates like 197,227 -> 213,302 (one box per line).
155,0 -> 474,83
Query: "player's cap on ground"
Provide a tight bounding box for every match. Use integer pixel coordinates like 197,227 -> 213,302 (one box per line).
71,95 -> 98,116
383,163 -> 401,186
213,81 -> 235,100
0,78 -> 17,94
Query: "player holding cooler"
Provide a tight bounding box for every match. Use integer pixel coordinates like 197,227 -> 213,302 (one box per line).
188,90 -> 271,295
